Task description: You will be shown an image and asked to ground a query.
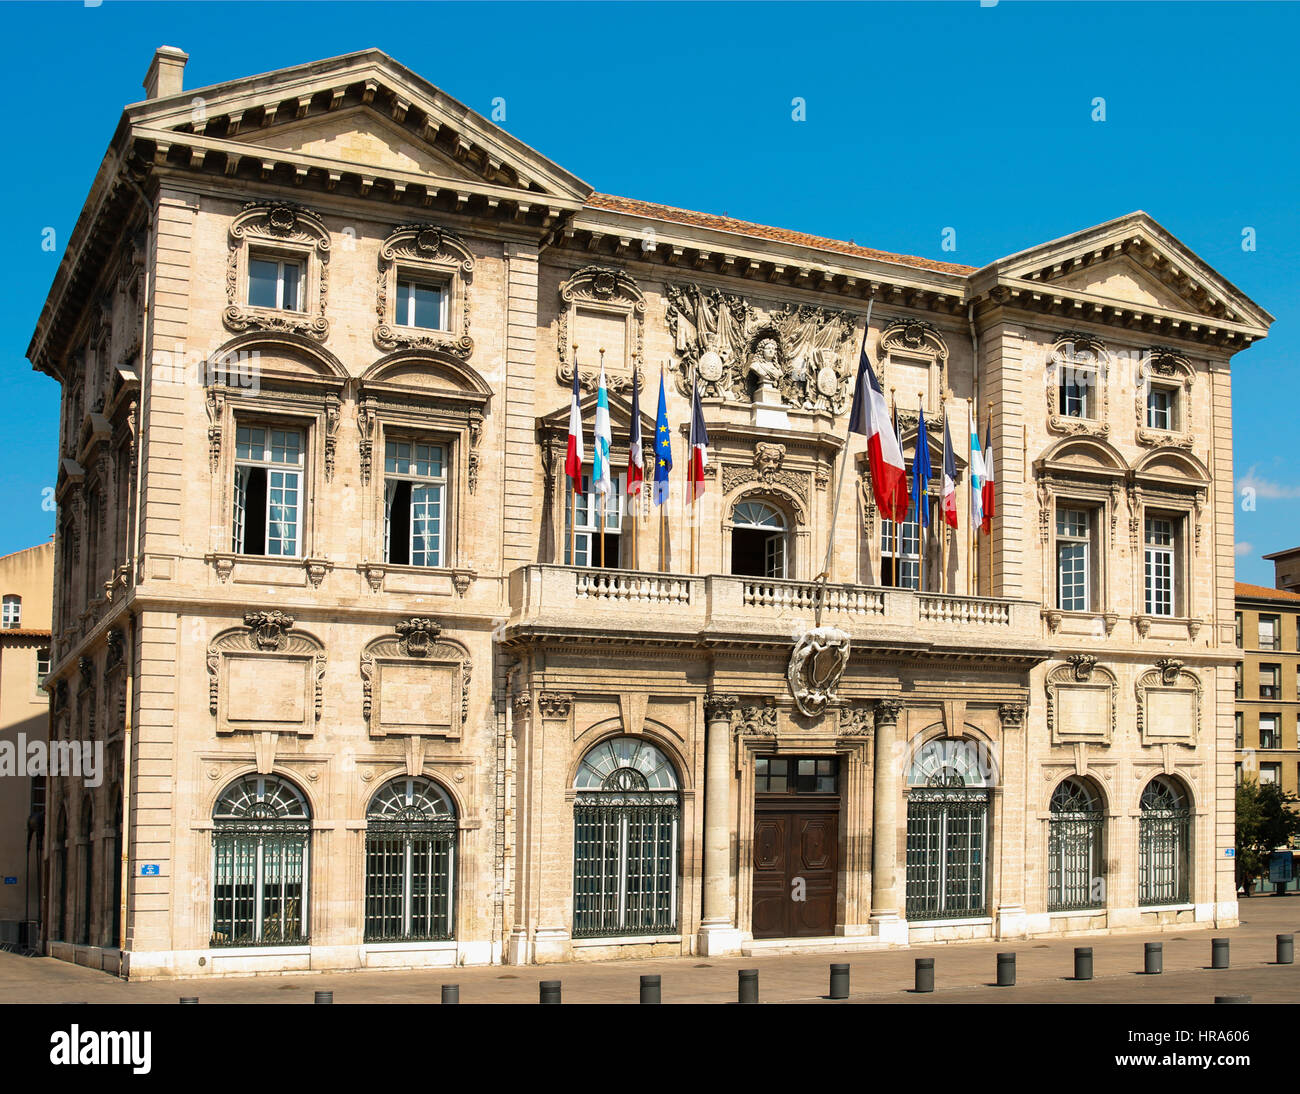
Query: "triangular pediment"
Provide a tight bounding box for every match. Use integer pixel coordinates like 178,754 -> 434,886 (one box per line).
980,212 -> 1273,334
126,48 -> 590,202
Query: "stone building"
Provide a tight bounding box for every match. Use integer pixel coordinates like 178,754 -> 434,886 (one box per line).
25,46 -> 1271,979
0,541 -> 54,946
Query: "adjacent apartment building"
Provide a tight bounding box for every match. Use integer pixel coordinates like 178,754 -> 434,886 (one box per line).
25,47 -> 1270,979
1235,578 -> 1300,795
0,541 -> 53,947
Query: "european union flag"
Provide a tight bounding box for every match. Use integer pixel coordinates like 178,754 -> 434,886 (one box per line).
913,406 -> 932,529
653,368 -> 672,506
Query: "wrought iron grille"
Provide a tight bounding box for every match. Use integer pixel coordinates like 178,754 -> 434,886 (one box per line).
1139,804 -> 1190,905
211,822 -> 310,947
905,788 -> 989,921
1048,812 -> 1104,910
573,797 -> 679,938
364,819 -> 456,942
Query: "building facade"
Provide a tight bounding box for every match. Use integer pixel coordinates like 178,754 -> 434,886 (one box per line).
1234,579 -> 1300,798
26,47 -> 1270,979
0,541 -> 54,946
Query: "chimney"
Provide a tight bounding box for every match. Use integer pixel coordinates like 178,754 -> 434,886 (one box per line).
143,46 -> 188,99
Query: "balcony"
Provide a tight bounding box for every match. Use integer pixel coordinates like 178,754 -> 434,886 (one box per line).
506,565 -> 1047,661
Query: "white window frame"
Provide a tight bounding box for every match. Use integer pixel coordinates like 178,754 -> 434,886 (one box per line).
394,276 -> 449,331
564,473 -> 626,568
1143,516 -> 1175,617
1055,506 -> 1091,612
383,439 -> 449,569
1259,713 -> 1280,751
1,595 -> 20,628
732,501 -> 789,579
232,424 -> 305,559
247,253 -> 304,312
1146,385 -> 1177,431
1259,615 -> 1280,651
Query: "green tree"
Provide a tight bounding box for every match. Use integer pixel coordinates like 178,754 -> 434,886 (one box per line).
1236,778 -> 1300,892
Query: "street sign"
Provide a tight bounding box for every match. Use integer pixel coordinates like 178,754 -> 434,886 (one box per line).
2,877 -> 15,885
1225,848 -> 1236,857
139,864 -> 160,876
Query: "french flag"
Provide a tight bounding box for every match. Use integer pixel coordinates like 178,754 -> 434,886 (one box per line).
981,418 -> 995,534
627,362 -> 644,497
564,363 -> 584,485
848,331 -> 909,522
941,413 -> 958,529
687,379 -> 709,503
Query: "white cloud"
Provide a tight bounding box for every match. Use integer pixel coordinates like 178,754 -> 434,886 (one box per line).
1237,466 -> 1300,500
1235,541 -> 1254,558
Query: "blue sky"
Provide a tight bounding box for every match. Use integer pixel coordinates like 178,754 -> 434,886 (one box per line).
4,0 -> 1296,583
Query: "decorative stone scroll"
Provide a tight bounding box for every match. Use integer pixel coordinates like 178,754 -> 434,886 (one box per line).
1045,657 -> 1118,746
665,282 -> 857,411
224,202 -> 331,341
878,319 -> 950,403
1046,332 -> 1110,437
374,224 -> 475,357
1135,347 -> 1195,449
557,266 -> 646,393
360,617 -> 472,739
1135,658 -> 1202,746
207,611 -> 326,736
787,626 -> 851,718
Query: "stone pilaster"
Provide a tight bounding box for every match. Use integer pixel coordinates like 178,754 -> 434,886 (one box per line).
869,697 -> 907,942
995,702 -> 1029,939
698,693 -> 743,955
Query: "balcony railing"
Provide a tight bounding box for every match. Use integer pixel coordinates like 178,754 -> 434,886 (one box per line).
508,565 -> 1043,651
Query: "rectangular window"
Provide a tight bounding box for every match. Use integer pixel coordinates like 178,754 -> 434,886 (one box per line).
248,255 -> 302,311
233,425 -> 304,558
1235,662 -> 1243,700
1236,762 -> 1243,786
1259,615 -> 1281,651
564,474 -> 625,568
395,279 -> 446,330
882,491 -> 930,591
755,756 -> 837,794
1,596 -> 19,628
1146,386 -> 1176,431
1059,367 -> 1091,418
1055,506 -> 1092,612
36,648 -> 50,689
1260,714 -> 1280,751
1260,762 -> 1281,786
1235,711 -> 1243,749
384,440 -> 447,567
1260,663 -> 1281,700
1235,611 -> 1243,648
1144,516 -> 1175,617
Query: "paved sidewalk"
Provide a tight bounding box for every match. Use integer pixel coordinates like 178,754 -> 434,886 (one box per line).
5,897 -> 1299,1004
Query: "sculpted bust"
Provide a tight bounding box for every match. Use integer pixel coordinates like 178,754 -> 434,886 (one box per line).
748,337 -> 783,386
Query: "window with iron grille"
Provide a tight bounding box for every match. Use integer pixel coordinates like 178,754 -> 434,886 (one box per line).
905,739 -> 990,922
211,775 -> 310,947
364,776 -> 456,942
572,737 -> 679,938
1138,777 -> 1190,906
1047,777 -> 1105,911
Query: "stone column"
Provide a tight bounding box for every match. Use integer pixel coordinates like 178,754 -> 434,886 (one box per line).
869,698 -> 908,942
698,693 -> 743,956
995,703 -> 1029,939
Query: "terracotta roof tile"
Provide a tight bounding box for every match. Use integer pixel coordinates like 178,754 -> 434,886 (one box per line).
1235,581 -> 1300,603
585,193 -> 976,276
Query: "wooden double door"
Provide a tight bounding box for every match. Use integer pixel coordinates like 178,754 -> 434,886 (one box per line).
752,797 -> 840,939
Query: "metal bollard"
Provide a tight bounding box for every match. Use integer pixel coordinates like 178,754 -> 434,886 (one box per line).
829,963 -> 850,1000
996,952 -> 1016,987
179,996 -> 199,1004
1212,937 -> 1230,969
1278,933 -> 1294,965
639,974 -> 661,1005
441,984 -> 459,1004
539,980 -> 562,1005
738,969 -> 759,1004
1215,995 -> 1251,1004
1144,942 -> 1162,975
914,957 -> 934,993
1074,947 -> 1093,981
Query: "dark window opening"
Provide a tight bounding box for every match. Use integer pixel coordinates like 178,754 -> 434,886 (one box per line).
388,480 -> 412,564
242,468 -> 268,555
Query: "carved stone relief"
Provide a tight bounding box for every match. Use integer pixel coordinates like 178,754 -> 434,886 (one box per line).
556,266 -> 646,393
207,611 -> 326,736
360,617 -> 472,738
1045,658 -> 1118,745
374,224 -> 475,357
224,202 -> 331,341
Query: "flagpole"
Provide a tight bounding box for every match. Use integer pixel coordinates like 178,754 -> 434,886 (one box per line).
631,357 -> 639,572
888,385 -> 897,588
918,394 -> 926,594
817,296 -> 874,628
967,397 -> 975,598
570,342 -> 579,568
690,354 -> 698,576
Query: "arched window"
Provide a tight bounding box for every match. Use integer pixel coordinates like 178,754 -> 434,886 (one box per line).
1139,776 -> 1191,906
364,776 -> 457,942
573,737 -> 679,938
1048,777 -> 1104,911
731,501 -> 787,578
905,738 -> 991,921
2,595 -> 20,628
211,775 -> 310,947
